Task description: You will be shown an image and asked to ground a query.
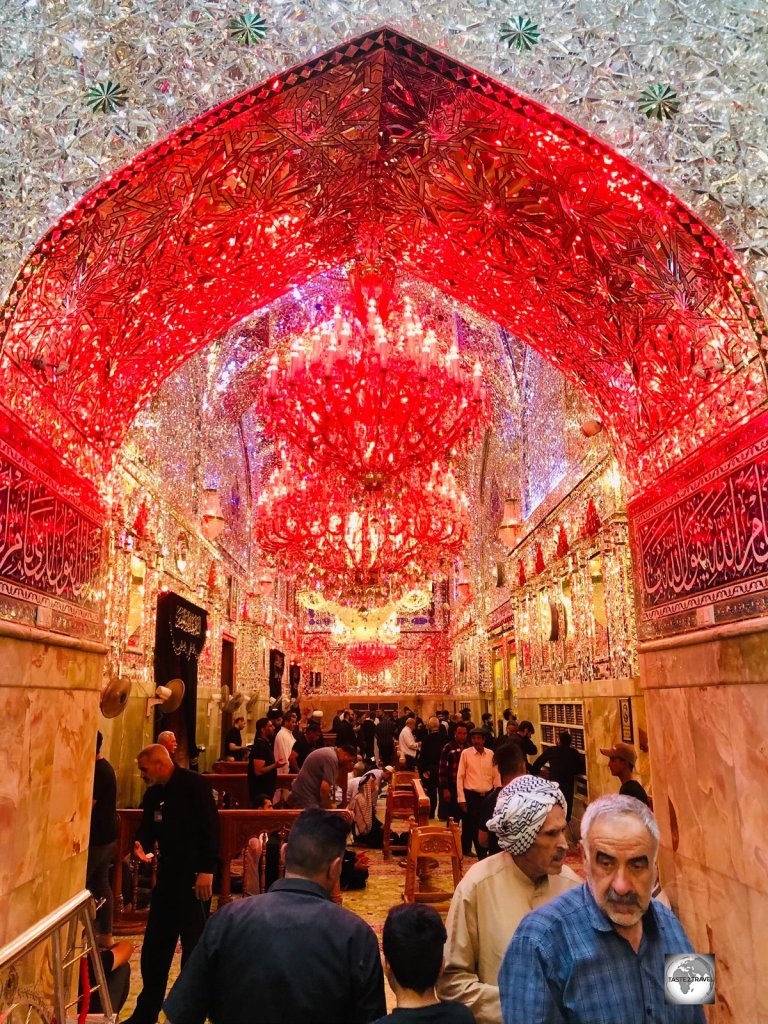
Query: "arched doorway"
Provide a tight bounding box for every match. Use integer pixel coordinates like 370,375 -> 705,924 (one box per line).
1,29 -> 765,1020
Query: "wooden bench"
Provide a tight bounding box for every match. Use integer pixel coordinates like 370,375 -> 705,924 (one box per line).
202,773 -> 298,809
219,808 -> 352,904
111,806 -> 354,932
212,760 -> 251,774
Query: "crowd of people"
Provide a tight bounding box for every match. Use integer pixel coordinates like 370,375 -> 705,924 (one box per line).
87,705 -> 691,1024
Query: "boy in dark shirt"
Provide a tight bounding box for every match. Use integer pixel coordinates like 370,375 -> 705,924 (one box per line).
373,904 -> 475,1023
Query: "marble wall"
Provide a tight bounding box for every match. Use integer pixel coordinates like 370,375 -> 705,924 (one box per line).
641,628 -> 768,1024
516,680 -> 649,811
0,631 -> 104,947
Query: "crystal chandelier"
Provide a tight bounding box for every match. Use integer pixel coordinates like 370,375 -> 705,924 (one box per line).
346,640 -> 399,675
253,461 -> 470,598
331,609 -> 400,645
255,291 -> 490,492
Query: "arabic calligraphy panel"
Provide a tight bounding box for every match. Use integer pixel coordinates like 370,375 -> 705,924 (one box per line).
0,431 -> 103,631
632,413 -> 768,634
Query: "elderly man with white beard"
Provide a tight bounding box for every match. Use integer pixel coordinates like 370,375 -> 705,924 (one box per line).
437,775 -> 581,1024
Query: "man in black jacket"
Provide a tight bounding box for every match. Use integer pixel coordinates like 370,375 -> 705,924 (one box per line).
511,720 -> 538,770
163,809 -> 385,1024
376,711 -> 397,767
124,744 -> 219,1024
417,716 -> 445,818
532,730 -> 586,820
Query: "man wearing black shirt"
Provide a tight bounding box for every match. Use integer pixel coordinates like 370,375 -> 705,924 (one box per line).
360,711 -> 377,762
247,717 -> 285,804
86,730 -> 118,946
601,741 -> 650,806
511,720 -> 538,769
293,719 -> 324,767
124,744 -> 219,1024
164,809 -> 385,1024
376,711 -> 397,767
223,715 -> 248,761
418,717 -> 446,818
533,730 -> 586,820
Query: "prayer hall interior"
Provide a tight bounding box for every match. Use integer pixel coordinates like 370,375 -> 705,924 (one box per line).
0,5 -> 765,1022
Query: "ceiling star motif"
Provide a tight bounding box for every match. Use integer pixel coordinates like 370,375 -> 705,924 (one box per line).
1,28 -> 765,493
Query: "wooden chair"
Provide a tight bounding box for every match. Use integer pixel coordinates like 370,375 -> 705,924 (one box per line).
391,770 -> 416,791
112,810 -> 154,935
383,785 -> 416,860
403,820 -> 463,909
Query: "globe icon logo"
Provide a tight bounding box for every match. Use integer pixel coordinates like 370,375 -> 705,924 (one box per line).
664,954 -> 715,1005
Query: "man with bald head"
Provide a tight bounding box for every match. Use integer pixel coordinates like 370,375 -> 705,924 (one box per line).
437,775 -> 580,1023
124,744 -> 219,1024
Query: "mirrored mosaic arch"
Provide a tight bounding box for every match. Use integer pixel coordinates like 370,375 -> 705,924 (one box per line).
1,28 -> 766,492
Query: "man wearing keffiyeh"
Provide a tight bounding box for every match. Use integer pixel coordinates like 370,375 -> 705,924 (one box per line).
437,772 -> 580,1024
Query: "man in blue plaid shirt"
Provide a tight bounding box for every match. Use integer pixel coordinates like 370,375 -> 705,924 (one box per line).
499,795 -> 706,1024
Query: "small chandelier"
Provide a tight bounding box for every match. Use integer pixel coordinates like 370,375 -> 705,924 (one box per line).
346,640 -> 399,675
255,288 -> 490,491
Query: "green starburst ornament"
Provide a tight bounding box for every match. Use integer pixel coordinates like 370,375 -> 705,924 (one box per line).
500,15 -> 540,52
85,80 -> 128,113
638,84 -> 681,121
229,12 -> 268,45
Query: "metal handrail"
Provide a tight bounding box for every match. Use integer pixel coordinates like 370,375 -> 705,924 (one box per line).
0,889 -> 114,1022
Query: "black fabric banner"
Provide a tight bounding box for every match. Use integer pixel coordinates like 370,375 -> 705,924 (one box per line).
289,663 -> 300,699
155,592 -> 208,759
269,648 -> 285,699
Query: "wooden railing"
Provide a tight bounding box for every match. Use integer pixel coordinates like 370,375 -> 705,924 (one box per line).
211,760 -> 250,774
112,810 -> 153,934
411,777 -> 431,826
202,772 -> 299,809
218,808 -> 352,904
111,805 -> 353,932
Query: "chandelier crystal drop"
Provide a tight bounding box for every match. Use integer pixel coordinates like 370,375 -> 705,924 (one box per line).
255,292 -> 491,491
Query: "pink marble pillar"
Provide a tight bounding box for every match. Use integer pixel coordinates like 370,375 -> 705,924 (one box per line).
0,629 -> 105,945
641,627 -> 768,1024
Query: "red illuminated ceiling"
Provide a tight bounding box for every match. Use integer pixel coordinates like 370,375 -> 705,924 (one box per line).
1,27 -> 766,489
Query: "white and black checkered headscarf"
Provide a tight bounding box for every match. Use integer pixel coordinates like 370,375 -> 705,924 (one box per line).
487,775 -> 567,855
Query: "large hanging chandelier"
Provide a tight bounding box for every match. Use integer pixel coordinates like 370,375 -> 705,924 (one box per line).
255,290 -> 490,491
346,640 -> 399,676
253,461 -> 470,598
